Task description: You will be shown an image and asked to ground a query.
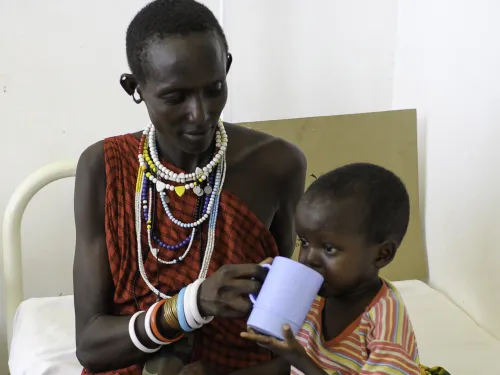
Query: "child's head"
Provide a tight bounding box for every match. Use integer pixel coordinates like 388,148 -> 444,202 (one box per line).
296,163 -> 410,297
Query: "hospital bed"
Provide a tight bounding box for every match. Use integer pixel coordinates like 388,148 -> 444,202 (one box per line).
4,161 -> 499,374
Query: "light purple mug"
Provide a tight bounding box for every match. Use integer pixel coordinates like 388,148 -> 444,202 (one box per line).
247,256 -> 324,340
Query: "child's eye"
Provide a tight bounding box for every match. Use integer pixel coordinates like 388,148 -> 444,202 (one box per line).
323,244 -> 337,254
299,238 -> 309,248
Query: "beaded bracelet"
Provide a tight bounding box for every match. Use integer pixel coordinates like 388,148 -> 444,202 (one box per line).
144,302 -> 167,345
183,283 -> 204,329
152,300 -> 184,344
187,279 -> 214,326
128,311 -> 161,353
163,294 -> 181,331
177,287 -> 194,332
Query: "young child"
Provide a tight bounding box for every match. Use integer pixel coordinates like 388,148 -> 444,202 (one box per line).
242,163 -> 433,375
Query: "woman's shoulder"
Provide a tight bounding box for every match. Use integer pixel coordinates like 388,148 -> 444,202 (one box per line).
77,140 -> 105,180
103,132 -> 140,150
79,132 -> 140,159
225,122 -> 303,155
77,132 -> 141,181
225,122 -> 306,178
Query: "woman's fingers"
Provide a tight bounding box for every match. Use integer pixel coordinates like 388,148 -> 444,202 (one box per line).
222,264 -> 264,279
227,297 -> 253,316
198,263 -> 267,317
229,279 -> 262,295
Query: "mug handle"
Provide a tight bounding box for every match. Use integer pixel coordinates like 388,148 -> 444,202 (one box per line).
249,263 -> 272,305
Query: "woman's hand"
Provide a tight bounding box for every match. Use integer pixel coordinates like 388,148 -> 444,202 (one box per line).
240,326 -> 311,371
197,258 -> 273,318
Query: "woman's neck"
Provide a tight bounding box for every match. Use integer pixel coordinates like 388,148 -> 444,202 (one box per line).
155,132 -> 213,173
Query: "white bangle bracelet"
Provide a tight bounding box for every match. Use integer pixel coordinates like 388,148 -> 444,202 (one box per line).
128,311 -> 161,353
184,284 -> 204,329
188,279 -> 214,325
144,302 -> 167,345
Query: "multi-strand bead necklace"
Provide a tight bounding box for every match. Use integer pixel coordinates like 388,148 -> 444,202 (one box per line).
135,120 -> 228,299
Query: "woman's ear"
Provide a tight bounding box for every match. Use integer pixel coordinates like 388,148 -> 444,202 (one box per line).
226,53 -> 233,74
120,73 -> 142,103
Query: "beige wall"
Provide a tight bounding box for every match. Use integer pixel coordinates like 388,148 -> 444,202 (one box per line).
242,109 -> 427,281
394,1 -> 500,340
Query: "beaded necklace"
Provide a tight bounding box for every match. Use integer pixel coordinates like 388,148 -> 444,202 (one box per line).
135,120 -> 228,299
143,121 -> 228,196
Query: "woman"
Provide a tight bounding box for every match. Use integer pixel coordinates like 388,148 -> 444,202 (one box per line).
73,0 -> 306,374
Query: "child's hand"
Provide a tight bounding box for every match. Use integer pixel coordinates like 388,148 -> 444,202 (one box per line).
240,325 -> 308,368
259,257 -> 273,265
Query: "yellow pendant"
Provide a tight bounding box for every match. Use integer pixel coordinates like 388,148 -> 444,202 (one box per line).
175,186 -> 186,197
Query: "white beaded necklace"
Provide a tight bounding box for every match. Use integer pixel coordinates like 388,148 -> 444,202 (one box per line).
135,122 -> 228,299
147,120 -> 227,184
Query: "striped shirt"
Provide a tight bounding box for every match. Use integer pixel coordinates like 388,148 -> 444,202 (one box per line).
291,280 -> 420,375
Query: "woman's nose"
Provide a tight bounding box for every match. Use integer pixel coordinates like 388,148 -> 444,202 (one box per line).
186,94 -> 209,125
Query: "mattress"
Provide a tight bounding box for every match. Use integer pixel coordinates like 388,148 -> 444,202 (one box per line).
394,280 -> 500,374
9,281 -> 500,374
9,295 -> 82,375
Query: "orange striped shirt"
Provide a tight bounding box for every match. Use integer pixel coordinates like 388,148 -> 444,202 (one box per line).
292,280 -> 420,375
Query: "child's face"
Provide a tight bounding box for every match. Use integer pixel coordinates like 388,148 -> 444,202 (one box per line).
295,197 -> 386,298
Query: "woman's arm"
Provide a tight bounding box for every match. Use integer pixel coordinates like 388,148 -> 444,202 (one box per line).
74,142 -> 163,373
73,143 -> 270,373
268,142 -> 307,258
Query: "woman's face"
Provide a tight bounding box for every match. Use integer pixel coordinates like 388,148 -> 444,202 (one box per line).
138,32 -> 228,155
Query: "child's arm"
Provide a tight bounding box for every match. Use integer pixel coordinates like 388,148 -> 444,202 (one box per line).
240,326 -> 328,375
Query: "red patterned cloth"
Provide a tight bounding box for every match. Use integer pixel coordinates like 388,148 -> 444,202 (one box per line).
82,134 -> 278,375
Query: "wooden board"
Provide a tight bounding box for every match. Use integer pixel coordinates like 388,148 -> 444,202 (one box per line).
239,109 -> 427,281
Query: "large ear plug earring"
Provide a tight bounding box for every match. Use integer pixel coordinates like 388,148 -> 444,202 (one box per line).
132,90 -> 143,104
226,53 -> 233,73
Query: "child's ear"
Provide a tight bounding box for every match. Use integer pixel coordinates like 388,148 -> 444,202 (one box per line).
373,241 -> 398,269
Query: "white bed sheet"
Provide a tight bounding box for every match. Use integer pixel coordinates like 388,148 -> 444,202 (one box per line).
395,280 -> 500,374
9,295 -> 81,375
9,281 -> 500,375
